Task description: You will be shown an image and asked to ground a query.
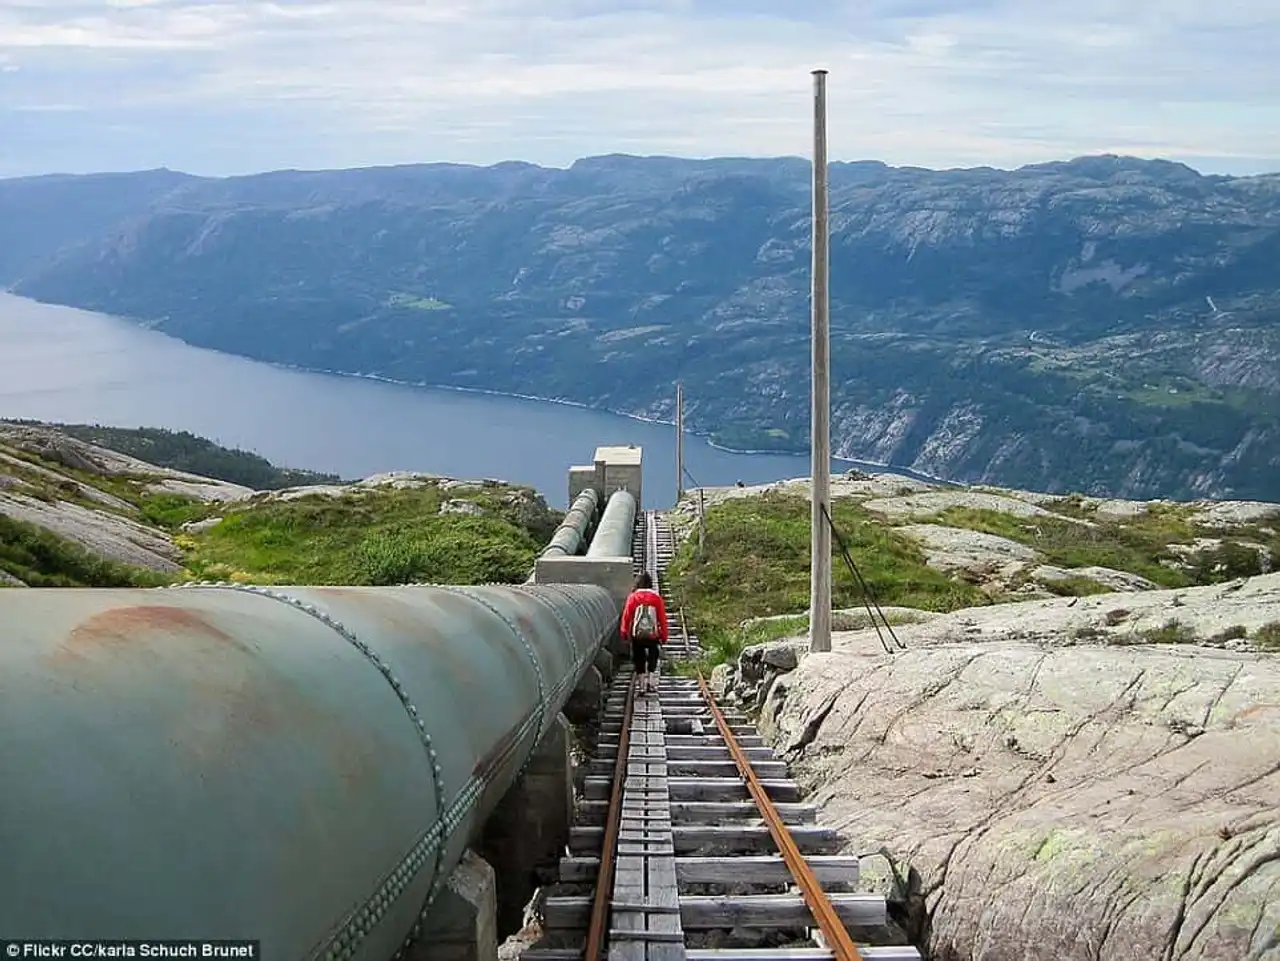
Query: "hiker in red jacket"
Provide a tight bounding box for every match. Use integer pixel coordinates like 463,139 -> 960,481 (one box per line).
620,571 -> 669,695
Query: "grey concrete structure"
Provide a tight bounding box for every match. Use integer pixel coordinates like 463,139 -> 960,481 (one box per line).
534,555 -> 636,604
568,465 -> 596,505
564,665 -> 605,724
409,851 -> 498,961
568,444 -> 643,508
476,714 -> 574,938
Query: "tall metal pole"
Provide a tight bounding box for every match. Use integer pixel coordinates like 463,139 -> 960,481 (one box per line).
809,69 -> 832,654
675,382 -> 685,503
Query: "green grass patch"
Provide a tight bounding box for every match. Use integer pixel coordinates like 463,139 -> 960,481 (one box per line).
1253,621 -> 1280,652
1040,576 -> 1116,597
1126,384 -> 1220,408
0,446 -> 144,516
674,615 -> 810,676
667,491 -> 988,648
1137,619 -> 1198,645
1207,624 -> 1248,644
1184,540 -> 1274,582
137,493 -> 213,530
1042,494 -> 1098,521
0,514 -> 172,588
182,483 -> 555,586
931,505 -> 1199,588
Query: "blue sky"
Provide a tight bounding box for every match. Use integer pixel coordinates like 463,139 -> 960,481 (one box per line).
1,0 -> 1278,179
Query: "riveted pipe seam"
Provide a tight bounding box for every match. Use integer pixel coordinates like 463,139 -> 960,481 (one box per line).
428,585 -> 551,753
510,584 -> 581,672
168,583 -> 450,961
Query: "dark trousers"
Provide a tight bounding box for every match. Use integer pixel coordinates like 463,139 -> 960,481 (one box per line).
631,638 -> 660,674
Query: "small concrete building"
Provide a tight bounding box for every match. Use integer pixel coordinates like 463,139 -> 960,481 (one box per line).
569,444 -> 642,508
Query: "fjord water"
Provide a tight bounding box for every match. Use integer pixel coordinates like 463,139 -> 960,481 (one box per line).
0,293 -> 891,507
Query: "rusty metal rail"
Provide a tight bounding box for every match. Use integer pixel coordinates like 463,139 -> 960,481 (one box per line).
695,672 -> 865,961
585,672 -> 637,961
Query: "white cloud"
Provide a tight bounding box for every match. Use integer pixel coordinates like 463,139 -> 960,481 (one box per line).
0,0 -> 1278,176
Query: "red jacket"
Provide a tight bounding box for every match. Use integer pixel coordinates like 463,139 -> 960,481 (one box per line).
620,588 -> 669,643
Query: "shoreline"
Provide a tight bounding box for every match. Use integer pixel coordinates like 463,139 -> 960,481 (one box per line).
5,291 -> 950,488
265,363 -> 947,485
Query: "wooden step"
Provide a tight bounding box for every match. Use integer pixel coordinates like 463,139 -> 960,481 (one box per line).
573,800 -> 816,825
568,825 -> 843,856
522,949 -> 919,961
686,950 -> 922,961
542,892 -> 887,929
583,777 -> 803,803
587,758 -> 789,778
600,722 -> 757,737
601,711 -> 751,724
558,854 -> 860,885
593,745 -> 777,762
655,734 -> 768,748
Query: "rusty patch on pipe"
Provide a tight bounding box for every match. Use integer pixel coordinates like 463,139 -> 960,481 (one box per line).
43,603 -> 389,790
49,604 -> 252,665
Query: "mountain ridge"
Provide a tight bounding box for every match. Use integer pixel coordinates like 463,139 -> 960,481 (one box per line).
4,152 -> 1279,500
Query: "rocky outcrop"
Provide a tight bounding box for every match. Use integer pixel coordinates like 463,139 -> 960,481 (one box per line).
863,490 -> 1072,522
0,423 -> 256,576
900,524 -> 1041,592
0,490 -> 183,571
719,574 -> 1280,961
1030,564 -> 1158,592
0,423 -> 254,502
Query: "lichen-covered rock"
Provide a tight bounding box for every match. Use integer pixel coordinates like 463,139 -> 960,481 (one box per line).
0,423 -> 254,502
0,491 -> 182,571
862,490 -> 1075,522
748,574 -> 1280,961
180,516 -> 224,534
900,524 -> 1042,588
440,498 -> 485,517
709,662 -> 734,697
1031,564 -> 1158,592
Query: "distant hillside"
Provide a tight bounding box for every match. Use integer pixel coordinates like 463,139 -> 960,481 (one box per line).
0,422 -> 559,588
16,422 -> 342,490
4,155 -> 1280,500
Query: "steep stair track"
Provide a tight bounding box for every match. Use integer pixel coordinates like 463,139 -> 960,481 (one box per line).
646,512 -> 700,661
519,511 -> 919,961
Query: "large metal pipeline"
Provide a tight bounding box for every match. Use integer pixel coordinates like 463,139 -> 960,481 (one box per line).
0,580 -> 618,959
586,489 -> 637,558
541,487 -> 599,559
